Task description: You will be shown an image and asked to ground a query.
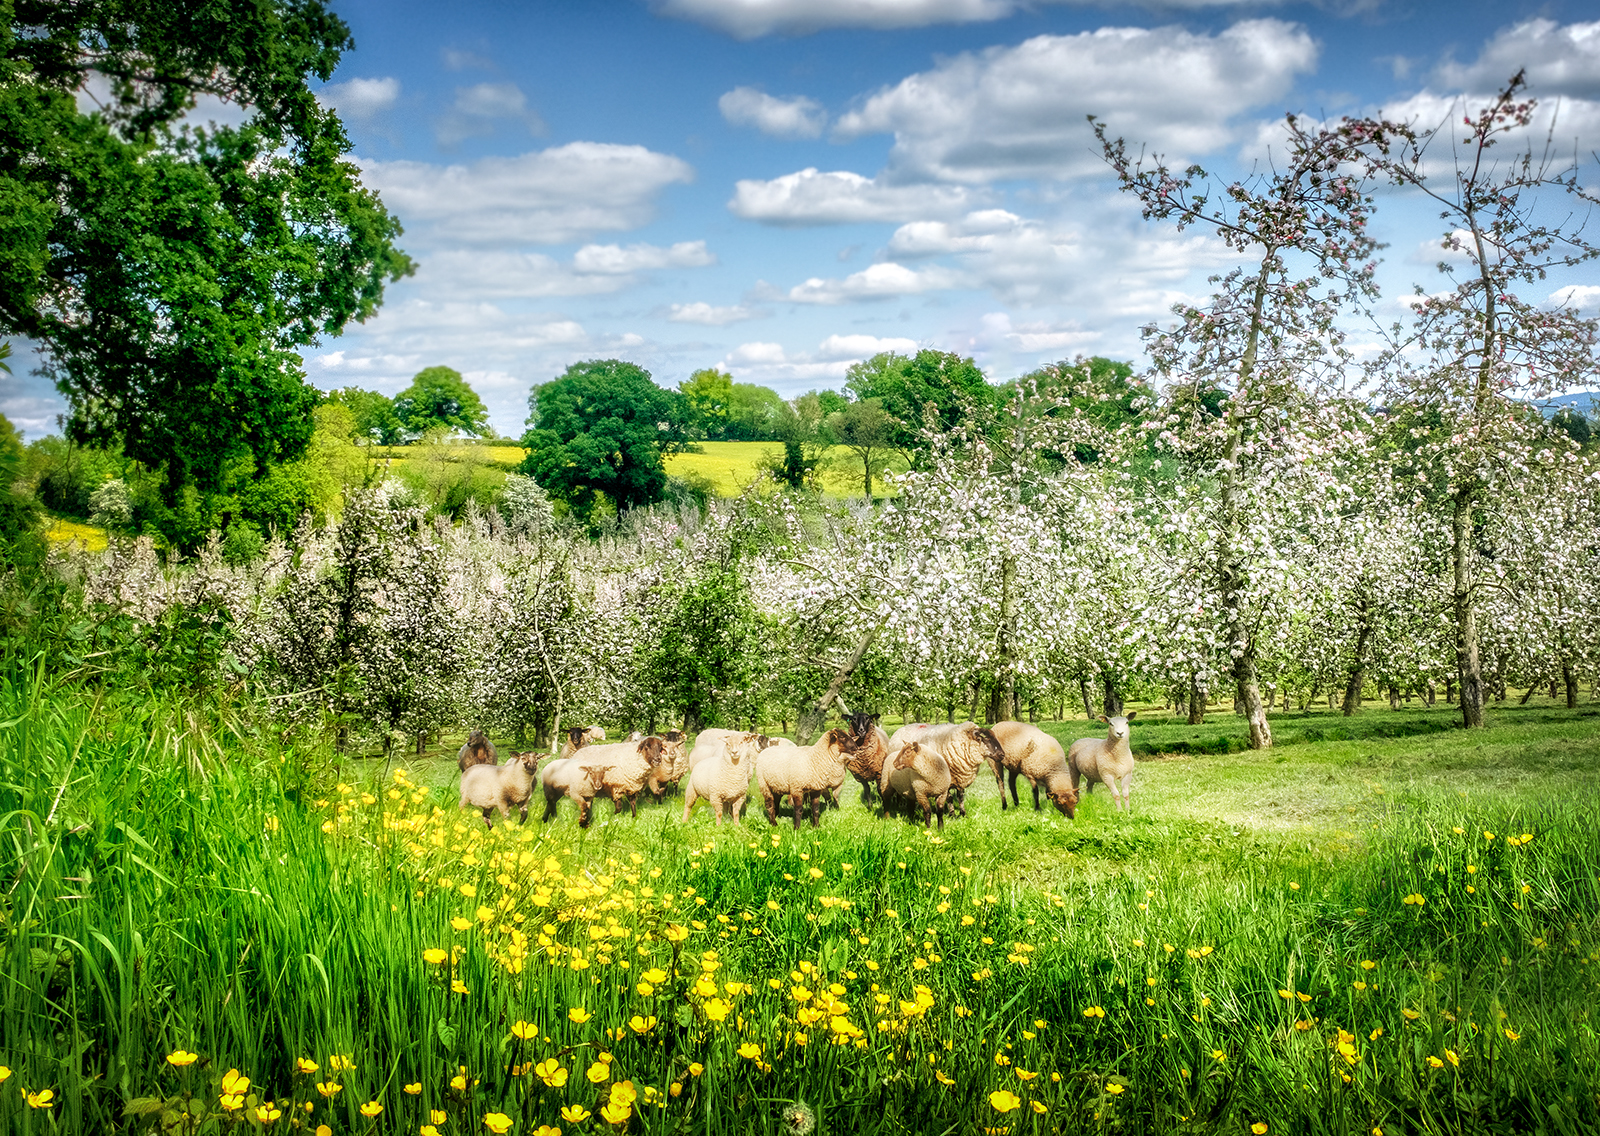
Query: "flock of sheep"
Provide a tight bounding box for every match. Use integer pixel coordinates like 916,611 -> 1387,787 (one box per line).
456,712 -> 1138,830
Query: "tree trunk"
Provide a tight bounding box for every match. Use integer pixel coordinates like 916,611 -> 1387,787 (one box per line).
1079,677 -> 1094,719
995,553 -> 1018,722
1342,600 -> 1372,716
1445,678 -> 1455,705
796,620 -> 884,744
1187,675 -> 1205,725
1101,673 -> 1123,717
1452,490 -> 1485,727
1562,661 -> 1577,709
1519,684 -> 1536,706
1388,685 -> 1399,710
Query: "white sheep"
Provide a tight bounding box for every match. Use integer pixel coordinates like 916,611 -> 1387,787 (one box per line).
755,729 -> 858,829
459,751 -> 542,827
538,757 -> 606,827
682,731 -> 763,825
989,720 -> 1078,818
885,721 -> 1003,818
877,741 -> 951,829
457,728 -> 498,773
576,736 -> 669,818
1068,713 -> 1138,812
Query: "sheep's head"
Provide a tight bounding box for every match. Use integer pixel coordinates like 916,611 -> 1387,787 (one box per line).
821,728 -> 857,758
585,725 -> 608,743
1048,783 -> 1079,819
1099,715 -> 1133,742
846,711 -> 880,745
514,751 -> 543,774
566,726 -> 588,750
756,734 -> 779,749
577,766 -> 607,795
892,742 -> 922,771
726,732 -> 762,765
637,736 -> 666,765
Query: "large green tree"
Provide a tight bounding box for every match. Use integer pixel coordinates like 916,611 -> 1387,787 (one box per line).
845,349 -> 994,456
519,359 -> 686,519
0,0 -> 413,504
393,366 -> 490,439
327,386 -> 405,445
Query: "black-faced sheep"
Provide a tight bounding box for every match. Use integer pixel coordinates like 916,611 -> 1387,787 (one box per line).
989,720 -> 1078,818
755,729 -> 857,829
457,728 -> 498,773
682,731 -> 763,825
843,712 -> 891,805
877,741 -> 951,829
557,725 -> 607,761
1068,713 -> 1138,812
459,751 -> 542,827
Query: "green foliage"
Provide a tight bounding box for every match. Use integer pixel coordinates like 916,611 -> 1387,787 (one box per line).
826,397 -> 897,497
520,359 -> 687,521
393,366 -> 491,439
394,432 -> 505,519
726,382 -> 785,440
636,560 -> 760,731
846,349 -> 995,455
327,386 -> 406,445
679,368 -> 733,440
0,410 -> 42,565
1,0 -> 414,502
1551,407 -> 1594,449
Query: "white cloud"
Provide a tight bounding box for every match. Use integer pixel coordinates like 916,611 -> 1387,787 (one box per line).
656,0 -> 1010,38
666,302 -> 764,325
1434,20 -> 1600,99
318,77 -> 401,121
572,241 -> 716,274
815,334 -> 919,359
728,168 -> 980,226
719,87 -> 827,138
980,312 -> 1101,352
1550,284 -> 1600,312
435,82 -> 546,145
832,19 -> 1319,182
1377,87 -> 1600,174
360,143 -> 695,245
780,261 -> 966,304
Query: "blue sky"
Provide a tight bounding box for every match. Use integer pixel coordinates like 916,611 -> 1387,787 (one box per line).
7,0 -> 1600,438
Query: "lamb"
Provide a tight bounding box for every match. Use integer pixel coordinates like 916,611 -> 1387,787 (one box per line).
538,758 -> 604,827
682,731 -> 763,825
575,736 -> 669,818
1068,713 -> 1138,812
885,721 -> 1003,818
877,741 -> 951,829
988,720 -> 1078,818
645,730 -> 691,799
459,751 -> 542,827
457,728 -> 498,773
842,712 -> 891,805
755,729 -> 858,829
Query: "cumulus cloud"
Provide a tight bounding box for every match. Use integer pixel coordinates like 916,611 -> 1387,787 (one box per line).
1435,20 -> 1600,99
666,302 -> 765,325
728,168 -> 980,226
779,261 -> 966,304
719,87 -> 827,138
1550,284 -> 1600,312
656,0 -> 1010,39
435,82 -> 546,146
978,312 -> 1101,353
832,19 -> 1319,182
360,143 -> 695,245
815,333 -> 919,359
572,241 -> 716,274
318,77 -> 401,121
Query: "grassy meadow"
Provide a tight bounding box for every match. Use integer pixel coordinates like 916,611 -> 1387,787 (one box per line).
2,671 -> 1597,1136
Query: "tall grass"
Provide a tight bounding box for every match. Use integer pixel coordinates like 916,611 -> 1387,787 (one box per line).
1,665 -> 1597,1134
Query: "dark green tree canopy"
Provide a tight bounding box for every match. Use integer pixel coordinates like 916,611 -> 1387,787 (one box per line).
845,349 -> 994,453
1,0 -> 414,499
393,367 -> 490,438
327,386 -> 405,445
519,359 -> 686,518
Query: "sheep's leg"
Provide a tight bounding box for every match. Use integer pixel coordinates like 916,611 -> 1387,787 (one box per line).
712,799 -> 724,826
954,785 -> 968,819
809,792 -> 822,828
1030,777 -> 1042,812
628,792 -> 639,819
682,784 -> 697,824
991,760 -> 1007,805
762,790 -> 779,826
791,792 -> 803,830
1101,774 -> 1121,811
480,807 -> 495,829
578,799 -> 593,829
543,792 -> 560,822
1118,773 -> 1134,811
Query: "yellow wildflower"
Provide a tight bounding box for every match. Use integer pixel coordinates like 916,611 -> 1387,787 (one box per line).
166,1050 -> 199,1067
988,1090 -> 1022,1113
483,1113 -> 513,1135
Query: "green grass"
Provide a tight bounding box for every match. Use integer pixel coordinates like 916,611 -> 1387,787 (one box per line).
2,674 -> 1597,1135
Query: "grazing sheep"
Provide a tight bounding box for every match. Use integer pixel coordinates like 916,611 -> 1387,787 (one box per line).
457,728 -> 498,773
1068,713 -> 1138,812
646,730 -> 690,799
459,751 -> 542,827
989,720 -> 1078,818
886,721 -> 1003,818
755,729 -> 858,829
557,725 -> 607,761
682,731 -> 763,825
843,712 -> 891,805
877,741 -> 951,829
576,736 -> 669,818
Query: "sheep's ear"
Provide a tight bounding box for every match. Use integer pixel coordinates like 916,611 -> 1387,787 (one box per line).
1126,711 -> 1137,720
1098,715 -> 1109,723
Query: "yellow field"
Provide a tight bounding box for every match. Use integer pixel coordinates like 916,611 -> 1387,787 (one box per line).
667,441 -> 903,498
45,516 -> 109,552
